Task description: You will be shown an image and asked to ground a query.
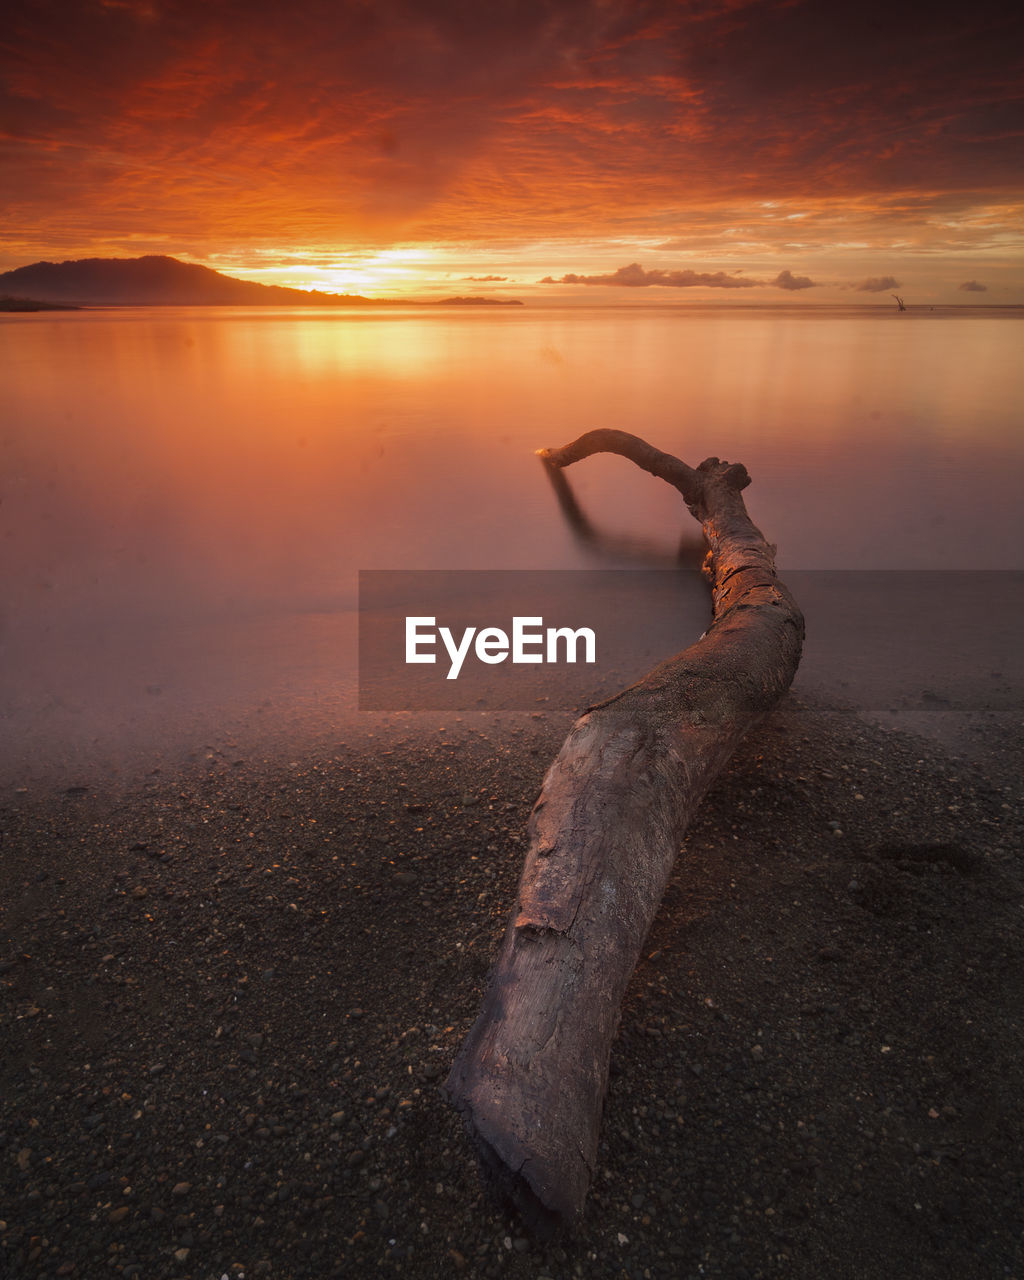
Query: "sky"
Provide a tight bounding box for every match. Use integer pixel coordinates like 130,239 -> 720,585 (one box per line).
2,0 -> 1022,302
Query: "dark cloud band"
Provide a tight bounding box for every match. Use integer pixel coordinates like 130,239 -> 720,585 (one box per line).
540,263 -> 818,290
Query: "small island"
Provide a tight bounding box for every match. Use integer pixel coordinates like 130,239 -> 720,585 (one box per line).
433,296 -> 523,306
0,295 -> 81,311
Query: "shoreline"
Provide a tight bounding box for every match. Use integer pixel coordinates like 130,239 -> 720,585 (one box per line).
2,691 -> 1022,1279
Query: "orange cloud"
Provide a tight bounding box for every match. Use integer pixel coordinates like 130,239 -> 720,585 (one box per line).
1,0 -> 1021,293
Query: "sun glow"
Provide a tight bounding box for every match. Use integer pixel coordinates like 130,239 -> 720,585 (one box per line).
225,248 -> 445,298
216,245 -> 435,295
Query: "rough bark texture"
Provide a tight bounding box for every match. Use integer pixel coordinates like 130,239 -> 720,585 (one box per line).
444,430 -> 805,1232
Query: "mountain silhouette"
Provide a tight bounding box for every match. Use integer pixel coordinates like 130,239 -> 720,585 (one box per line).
0,256 -> 371,306
0,255 -> 522,307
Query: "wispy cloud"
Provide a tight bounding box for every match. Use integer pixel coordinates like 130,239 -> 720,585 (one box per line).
958,279 -> 987,292
855,276 -> 902,292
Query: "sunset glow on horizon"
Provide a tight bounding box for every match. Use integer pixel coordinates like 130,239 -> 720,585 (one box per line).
3,0 -> 1022,303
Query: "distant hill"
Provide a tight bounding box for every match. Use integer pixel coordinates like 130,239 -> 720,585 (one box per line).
0,256 -> 522,307
0,256 -> 371,306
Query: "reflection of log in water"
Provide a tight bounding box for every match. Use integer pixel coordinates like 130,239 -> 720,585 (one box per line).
445,430 -> 805,1232
543,458 -> 706,568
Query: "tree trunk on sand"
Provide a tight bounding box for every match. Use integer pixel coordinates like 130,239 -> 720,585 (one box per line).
443,430 -> 805,1232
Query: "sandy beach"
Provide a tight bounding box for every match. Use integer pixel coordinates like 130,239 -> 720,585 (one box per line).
2,680 -> 1022,1280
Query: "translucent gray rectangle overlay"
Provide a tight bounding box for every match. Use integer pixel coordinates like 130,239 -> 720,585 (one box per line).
358,569 -> 710,711
358,570 -> 1023,713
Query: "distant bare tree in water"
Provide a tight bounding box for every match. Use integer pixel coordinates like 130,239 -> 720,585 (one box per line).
892,294 -> 906,311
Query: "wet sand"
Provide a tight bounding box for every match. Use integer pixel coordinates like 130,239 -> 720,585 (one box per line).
2,680 -> 1022,1279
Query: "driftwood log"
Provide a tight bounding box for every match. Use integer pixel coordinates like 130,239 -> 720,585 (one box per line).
444,430 -> 804,1231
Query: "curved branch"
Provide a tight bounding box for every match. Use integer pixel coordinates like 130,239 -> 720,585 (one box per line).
538,428 -> 706,507
445,432 -> 804,1232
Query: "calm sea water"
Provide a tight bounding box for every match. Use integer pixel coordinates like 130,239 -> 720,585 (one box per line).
3,305 -> 1022,779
